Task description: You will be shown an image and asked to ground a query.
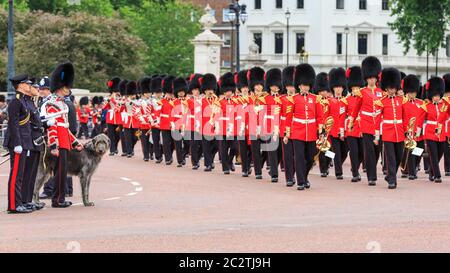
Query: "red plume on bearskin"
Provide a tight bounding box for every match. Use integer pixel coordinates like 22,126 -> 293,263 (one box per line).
107,80 -> 113,88
346,68 -> 351,79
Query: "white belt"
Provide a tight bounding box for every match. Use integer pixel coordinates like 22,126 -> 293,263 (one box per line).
426,121 -> 438,125
280,116 -> 287,121
220,117 -> 230,121
235,116 -> 242,120
264,115 -> 275,120
383,120 -> 403,124
188,115 -> 195,119
361,111 -> 378,117
174,115 -> 182,118
293,118 -> 316,124
160,114 -> 169,118
56,122 -> 69,128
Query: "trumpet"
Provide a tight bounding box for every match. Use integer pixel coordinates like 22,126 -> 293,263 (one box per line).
400,118 -> 417,172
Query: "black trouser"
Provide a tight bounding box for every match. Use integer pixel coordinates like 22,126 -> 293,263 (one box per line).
405,146 -> 418,176
22,150 -> 40,204
319,152 -> 331,174
42,176 -> 73,196
120,127 -> 126,155
282,139 -> 295,182
423,140 -> 430,172
444,140 -> 450,173
7,150 -> 27,211
107,124 -> 120,153
331,136 -> 348,177
190,131 -> 202,166
384,141 -> 403,185
140,129 -> 151,160
124,128 -> 137,155
91,124 -> 102,138
416,140 -> 425,172
152,128 -> 163,160
173,130 -> 188,165
362,133 -> 378,181
161,130 -> 174,162
202,137 -> 217,168
238,139 -> 252,174
250,138 -> 263,176
293,140 -> 317,186
347,136 -> 363,178
267,136 -> 282,178
52,149 -> 68,205
77,123 -> 89,139
426,140 -> 446,179
219,138 -> 237,172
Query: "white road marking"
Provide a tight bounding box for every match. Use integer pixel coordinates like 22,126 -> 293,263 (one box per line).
120,177 -> 131,181
131,182 -> 141,186
104,197 -> 121,201
72,203 -> 83,206
135,187 -> 143,192
126,192 -> 138,196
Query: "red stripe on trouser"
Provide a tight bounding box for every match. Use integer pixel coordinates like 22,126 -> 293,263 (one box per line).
9,153 -> 20,211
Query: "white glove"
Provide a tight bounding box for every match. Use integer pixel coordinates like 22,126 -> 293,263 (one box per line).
14,146 -> 23,154
47,118 -> 56,127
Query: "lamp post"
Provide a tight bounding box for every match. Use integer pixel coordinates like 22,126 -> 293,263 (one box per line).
344,25 -> 350,69
7,0 -> 15,101
285,8 -> 291,67
228,0 -> 247,72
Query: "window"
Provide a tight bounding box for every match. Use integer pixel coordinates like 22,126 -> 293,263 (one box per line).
296,33 -> 305,54
275,33 -> 284,54
382,34 -> 388,55
358,33 -> 368,55
222,60 -> 231,68
223,33 -> 231,47
255,0 -> 262,9
382,0 -> 389,10
208,9 -> 216,17
297,0 -> 304,9
359,0 -> 367,10
254,33 -> 262,53
223,8 -> 231,22
446,35 -> 450,57
336,0 -> 344,9
337,33 -> 343,55
276,0 -> 283,9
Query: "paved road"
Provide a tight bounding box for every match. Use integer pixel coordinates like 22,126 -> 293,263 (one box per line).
1,148 -> 450,253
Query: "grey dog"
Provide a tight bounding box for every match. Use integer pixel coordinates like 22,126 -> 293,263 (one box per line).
33,134 -> 111,207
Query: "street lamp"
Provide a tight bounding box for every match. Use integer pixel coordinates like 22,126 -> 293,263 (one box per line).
344,25 -> 350,69
228,0 -> 247,72
285,8 -> 291,66
7,0 -> 15,101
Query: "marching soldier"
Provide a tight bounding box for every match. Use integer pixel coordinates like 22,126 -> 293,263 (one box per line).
173,77 -> 190,167
284,64 -> 323,191
4,75 -> 34,213
159,76 -> 176,165
349,56 -> 383,186
424,77 -> 447,183
443,74 -> 450,176
90,96 -> 103,138
118,79 -> 128,157
137,77 -> 153,161
235,70 -> 253,177
280,66 -> 296,186
77,96 -> 90,139
345,67 -> 364,182
46,62 -> 83,208
314,72 -> 331,177
104,77 -> 122,156
376,68 -> 404,189
328,68 -> 349,180
401,74 -> 426,180
217,72 -> 238,175
264,68 -> 283,183
247,67 -> 266,180
122,81 -> 138,158
186,74 -> 203,170
200,74 -> 220,172
150,77 -> 164,163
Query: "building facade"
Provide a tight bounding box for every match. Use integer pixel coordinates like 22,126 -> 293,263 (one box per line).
239,0 -> 450,81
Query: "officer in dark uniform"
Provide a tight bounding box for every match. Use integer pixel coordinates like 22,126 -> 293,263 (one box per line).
4,74 -> 34,214
21,78 -> 46,211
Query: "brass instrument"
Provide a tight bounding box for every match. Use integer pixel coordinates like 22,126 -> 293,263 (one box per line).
208,95 -> 221,128
135,130 -> 143,138
400,117 -> 417,172
316,116 -> 334,153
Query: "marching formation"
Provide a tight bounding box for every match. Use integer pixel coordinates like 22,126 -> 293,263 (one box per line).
103,56 -> 450,191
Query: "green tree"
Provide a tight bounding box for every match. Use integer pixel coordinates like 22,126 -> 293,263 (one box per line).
13,11 -> 147,92
120,0 -> 202,76
389,0 -> 450,56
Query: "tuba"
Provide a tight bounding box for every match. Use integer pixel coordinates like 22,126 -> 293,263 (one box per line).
400,117 -> 417,172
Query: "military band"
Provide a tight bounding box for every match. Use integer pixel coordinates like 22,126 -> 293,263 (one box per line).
4,56 -> 450,214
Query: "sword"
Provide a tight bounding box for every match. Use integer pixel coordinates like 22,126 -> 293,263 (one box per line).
41,109 -> 69,122
0,157 -> 10,166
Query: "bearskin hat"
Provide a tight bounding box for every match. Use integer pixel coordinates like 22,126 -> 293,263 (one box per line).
329,67 -> 347,90
443,73 -> 450,93
282,66 -> 295,90
126,81 -> 138,96
346,66 -> 364,89
380,67 -> 401,91
219,72 -> 236,94
200,73 -> 218,92
265,68 -> 282,91
294,64 -> 316,89
247,67 -> 265,90
426,77 -> 445,100
151,77 -> 163,93
188,73 -> 203,93
50,62 -> 75,93
402,74 -> 420,94
400,72 -> 406,80
235,70 -> 249,90
162,76 -> 175,94
314,72 -> 329,94
119,80 -> 128,96
92,96 -> 100,106
139,77 -> 151,94
173,77 -> 188,95
362,56 -> 382,80
79,96 -> 89,106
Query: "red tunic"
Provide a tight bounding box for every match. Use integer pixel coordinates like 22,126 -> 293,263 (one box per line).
187,96 -> 203,133
376,96 -> 405,143
264,94 -> 282,136
77,106 -> 90,124
328,97 -> 348,138
104,95 -> 122,125
402,98 -> 426,142
280,95 -> 294,138
159,98 -> 176,131
217,97 -> 237,136
345,95 -> 362,138
201,96 -> 220,137
46,95 -> 78,150
286,94 -> 324,142
351,87 -> 384,135
121,99 -> 134,129
424,101 -> 448,142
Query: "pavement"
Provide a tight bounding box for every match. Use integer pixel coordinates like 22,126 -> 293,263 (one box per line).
1,147 -> 450,253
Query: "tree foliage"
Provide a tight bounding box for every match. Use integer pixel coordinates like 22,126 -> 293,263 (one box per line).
389,0 -> 450,55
